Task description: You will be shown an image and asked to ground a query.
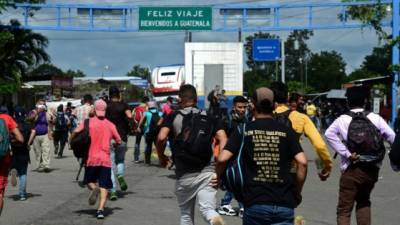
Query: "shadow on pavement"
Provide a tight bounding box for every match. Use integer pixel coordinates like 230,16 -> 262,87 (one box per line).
7,193 -> 42,201
73,206 -> 123,217
159,174 -> 176,180
118,191 -> 136,198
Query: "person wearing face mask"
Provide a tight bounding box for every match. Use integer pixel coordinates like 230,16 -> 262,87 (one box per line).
217,96 -> 249,217
29,101 -> 53,173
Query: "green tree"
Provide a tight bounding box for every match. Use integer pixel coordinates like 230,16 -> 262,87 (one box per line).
243,70 -> 271,96
308,51 -> 347,92
285,30 -> 314,81
64,69 -> 86,77
126,65 -> 150,80
0,20 -> 49,93
361,44 -> 391,76
243,30 -> 314,87
347,68 -> 378,82
28,63 -> 63,78
340,0 -> 389,39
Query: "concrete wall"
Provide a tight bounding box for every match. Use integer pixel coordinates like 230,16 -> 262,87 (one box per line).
185,42 -> 243,96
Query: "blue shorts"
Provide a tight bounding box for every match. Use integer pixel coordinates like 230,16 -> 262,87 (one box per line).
83,166 -> 112,189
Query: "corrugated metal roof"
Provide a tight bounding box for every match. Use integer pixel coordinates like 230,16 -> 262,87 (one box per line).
326,89 -> 346,99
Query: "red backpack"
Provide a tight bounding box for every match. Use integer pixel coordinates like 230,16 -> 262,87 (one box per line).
133,105 -> 145,123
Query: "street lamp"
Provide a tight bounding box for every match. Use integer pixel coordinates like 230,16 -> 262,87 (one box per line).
102,65 -> 110,79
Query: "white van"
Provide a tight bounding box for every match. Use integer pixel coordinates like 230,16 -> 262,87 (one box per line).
151,65 -> 185,101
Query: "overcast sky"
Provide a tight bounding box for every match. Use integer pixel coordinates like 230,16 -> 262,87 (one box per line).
2,0 -> 392,76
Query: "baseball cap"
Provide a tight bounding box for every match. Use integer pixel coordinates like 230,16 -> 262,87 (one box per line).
36,104 -> 46,110
252,87 -> 274,105
94,99 -> 107,117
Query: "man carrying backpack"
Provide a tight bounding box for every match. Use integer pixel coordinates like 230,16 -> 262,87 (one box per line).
137,101 -> 166,166
218,96 -> 249,217
325,86 -> 395,225
0,108 -> 23,216
52,104 -> 70,158
11,107 -> 32,201
105,86 -> 132,201
71,99 -> 121,219
157,84 -> 228,225
270,81 -> 332,181
214,87 -> 307,225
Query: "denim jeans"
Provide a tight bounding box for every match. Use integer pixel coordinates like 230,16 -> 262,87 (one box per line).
12,155 -> 28,198
243,204 -> 294,225
221,191 -> 243,208
145,135 -> 156,164
53,130 -> 68,157
134,134 -> 143,161
110,141 -> 127,192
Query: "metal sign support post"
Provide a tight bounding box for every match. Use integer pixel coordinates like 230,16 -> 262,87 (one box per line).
392,0 -> 399,127
281,40 -> 285,83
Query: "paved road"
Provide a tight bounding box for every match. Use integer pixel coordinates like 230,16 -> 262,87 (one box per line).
1,136 -> 400,225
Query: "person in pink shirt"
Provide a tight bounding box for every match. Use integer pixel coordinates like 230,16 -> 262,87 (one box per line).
72,99 -> 121,219
162,96 -> 173,116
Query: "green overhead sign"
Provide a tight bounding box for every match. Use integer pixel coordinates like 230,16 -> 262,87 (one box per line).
139,7 -> 212,31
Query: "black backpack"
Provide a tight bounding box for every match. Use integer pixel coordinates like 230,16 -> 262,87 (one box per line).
346,111 -> 385,163
221,123 -> 246,202
147,111 -> 161,138
70,119 -> 91,159
0,118 -> 10,160
173,110 -> 214,168
389,135 -> 400,167
55,112 -> 67,131
273,110 -> 301,141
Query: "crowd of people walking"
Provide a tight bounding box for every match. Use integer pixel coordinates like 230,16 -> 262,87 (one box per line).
0,81 -> 399,225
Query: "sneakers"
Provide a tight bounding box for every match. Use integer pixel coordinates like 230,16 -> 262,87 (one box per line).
211,215 -> 225,225
19,195 -> 27,201
10,169 -> 17,187
43,167 -> 51,173
117,175 -> 128,191
96,210 -> 105,219
218,204 -> 237,216
88,187 -> 100,205
239,208 -> 244,218
109,191 -> 118,201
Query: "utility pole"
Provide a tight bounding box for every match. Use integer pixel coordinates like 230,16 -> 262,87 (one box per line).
391,0 -> 399,127
238,27 -> 242,42
281,40 -> 285,83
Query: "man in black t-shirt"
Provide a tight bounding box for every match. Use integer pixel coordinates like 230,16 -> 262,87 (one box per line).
218,96 -> 249,216
214,87 -> 307,225
157,84 -> 227,225
105,86 -> 132,201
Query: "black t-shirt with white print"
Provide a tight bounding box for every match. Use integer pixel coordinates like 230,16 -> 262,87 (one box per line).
224,118 -> 303,208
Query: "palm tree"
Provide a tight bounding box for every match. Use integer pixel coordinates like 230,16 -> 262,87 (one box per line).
0,19 -> 50,86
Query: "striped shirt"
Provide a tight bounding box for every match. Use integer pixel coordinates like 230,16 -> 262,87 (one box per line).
73,103 -> 93,125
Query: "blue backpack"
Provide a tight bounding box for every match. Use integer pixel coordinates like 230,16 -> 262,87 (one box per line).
221,123 -> 246,201
0,118 -> 10,159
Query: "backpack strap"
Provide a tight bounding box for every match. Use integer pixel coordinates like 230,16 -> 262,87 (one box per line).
274,109 -> 292,117
84,119 -> 89,132
236,123 -> 246,190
